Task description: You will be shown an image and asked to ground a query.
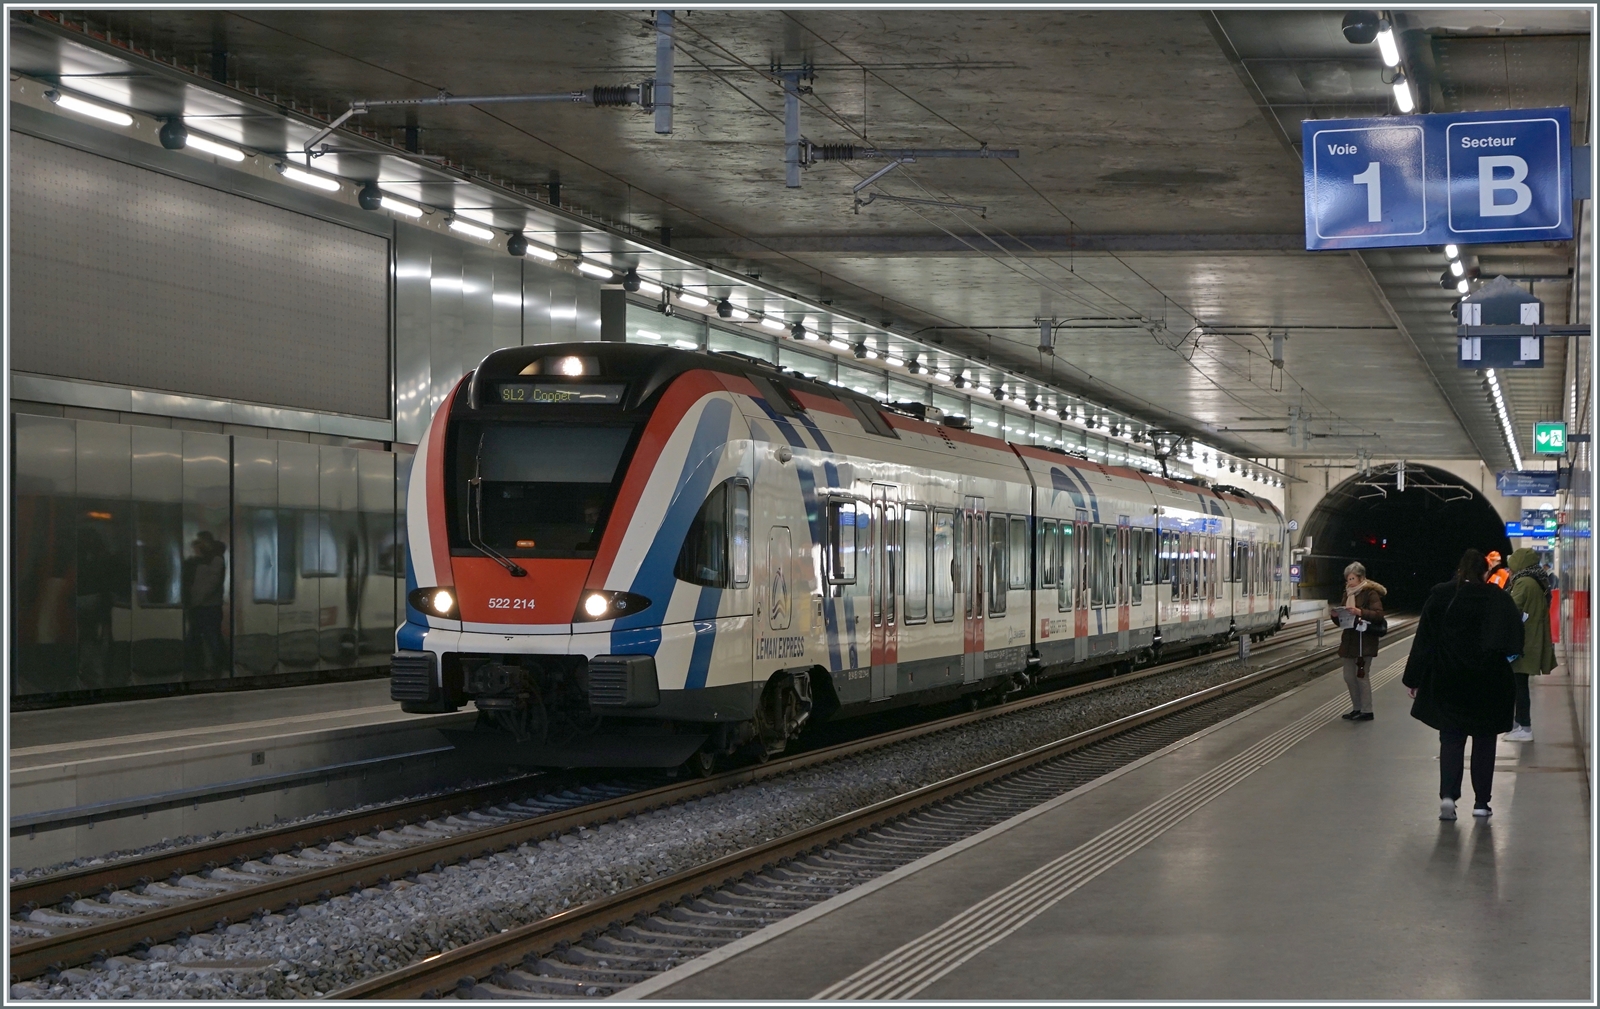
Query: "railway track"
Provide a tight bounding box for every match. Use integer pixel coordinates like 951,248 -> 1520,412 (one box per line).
335,622 -> 1413,1000
7,618 -> 1351,983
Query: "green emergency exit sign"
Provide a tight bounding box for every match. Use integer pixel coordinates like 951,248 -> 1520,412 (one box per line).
1534,421 -> 1567,454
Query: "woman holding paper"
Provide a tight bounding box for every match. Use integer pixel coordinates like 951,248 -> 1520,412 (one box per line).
1332,561 -> 1387,721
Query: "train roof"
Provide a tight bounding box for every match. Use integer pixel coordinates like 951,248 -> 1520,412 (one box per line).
464,344 -> 1281,521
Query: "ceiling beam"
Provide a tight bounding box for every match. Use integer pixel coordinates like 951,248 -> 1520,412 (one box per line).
676,233 -> 1306,257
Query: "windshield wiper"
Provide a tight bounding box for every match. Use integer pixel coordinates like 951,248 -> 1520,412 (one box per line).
468,435 -> 527,578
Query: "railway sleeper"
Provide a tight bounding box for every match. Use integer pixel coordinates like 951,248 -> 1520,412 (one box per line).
496,969 -> 613,996
705,889 -> 814,912
638,913 -> 762,939
585,934 -> 710,960
611,924 -> 726,949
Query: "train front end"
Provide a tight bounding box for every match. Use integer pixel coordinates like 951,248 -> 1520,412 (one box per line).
390,344 -> 754,768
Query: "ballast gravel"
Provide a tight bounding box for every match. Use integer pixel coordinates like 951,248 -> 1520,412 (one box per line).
13,649 -> 1314,1001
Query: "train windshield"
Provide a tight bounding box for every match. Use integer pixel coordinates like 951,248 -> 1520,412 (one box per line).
453,422 -> 639,558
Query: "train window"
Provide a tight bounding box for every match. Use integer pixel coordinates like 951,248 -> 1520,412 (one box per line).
675,481 -> 731,587
826,498 -> 860,585
1057,523 -> 1073,612
1142,528 -> 1156,585
465,423 -> 637,558
988,514 -> 1008,616
1008,517 -> 1028,590
731,482 -> 750,588
1131,529 -> 1143,604
1039,520 -> 1057,588
904,507 -> 929,623
1089,525 -> 1105,608
1077,521 -> 1091,610
932,510 -> 956,622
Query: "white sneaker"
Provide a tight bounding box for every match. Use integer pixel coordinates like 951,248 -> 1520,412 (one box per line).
1440,798 -> 1457,820
1505,725 -> 1534,742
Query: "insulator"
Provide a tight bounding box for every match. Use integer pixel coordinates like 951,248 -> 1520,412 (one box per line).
590,85 -> 638,107
812,143 -> 858,161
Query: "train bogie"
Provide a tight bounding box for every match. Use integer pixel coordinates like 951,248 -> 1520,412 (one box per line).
392,344 -> 1290,768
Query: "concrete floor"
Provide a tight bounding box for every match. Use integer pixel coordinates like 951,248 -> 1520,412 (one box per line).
633,642 -> 1591,1001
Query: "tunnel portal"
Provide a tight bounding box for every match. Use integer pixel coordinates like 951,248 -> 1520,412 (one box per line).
1300,463 -> 1512,612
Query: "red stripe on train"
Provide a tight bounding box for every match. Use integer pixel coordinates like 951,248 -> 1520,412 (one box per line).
425,378 -> 467,584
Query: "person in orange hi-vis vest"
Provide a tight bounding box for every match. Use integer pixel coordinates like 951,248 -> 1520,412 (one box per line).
1486,550 -> 1511,590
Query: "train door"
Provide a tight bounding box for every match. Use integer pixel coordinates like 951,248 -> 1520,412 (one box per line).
870,485 -> 899,701
1074,517 -> 1090,660
1179,531 -> 1192,624
1116,524 -> 1131,649
962,496 -> 985,683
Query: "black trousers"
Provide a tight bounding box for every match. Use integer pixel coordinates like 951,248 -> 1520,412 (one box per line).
1514,673 -> 1532,727
1439,729 -> 1496,805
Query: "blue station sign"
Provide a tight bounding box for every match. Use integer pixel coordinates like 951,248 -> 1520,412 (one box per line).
1495,469 -> 1561,497
1304,107 -> 1573,250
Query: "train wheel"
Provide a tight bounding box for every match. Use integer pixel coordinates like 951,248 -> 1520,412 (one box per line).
680,749 -> 717,779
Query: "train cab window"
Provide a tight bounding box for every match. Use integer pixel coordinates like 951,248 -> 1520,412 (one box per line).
464,423 -> 637,558
1008,517 -> 1028,590
932,509 -> 956,622
988,514 -> 1008,616
904,507 -> 929,623
826,498 -> 861,586
674,479 -> 750,588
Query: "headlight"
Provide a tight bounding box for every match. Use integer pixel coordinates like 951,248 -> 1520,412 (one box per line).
408,587 -> 459,618
574,590 -> 652,622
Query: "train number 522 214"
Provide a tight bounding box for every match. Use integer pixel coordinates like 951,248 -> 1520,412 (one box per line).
486,598 -> 536,610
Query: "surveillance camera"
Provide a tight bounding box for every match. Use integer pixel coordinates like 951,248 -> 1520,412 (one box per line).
622,268 -> 642,293
852,343 -> 867,359
907,359 -> 922,375
789,322 -> 805,341
158,118 -> 188,151
716,298 -> 733,319
358,181 -> 383,212
1341,9 -> 1382,45
507,233 -> 529,257
992,386 -> 1006,401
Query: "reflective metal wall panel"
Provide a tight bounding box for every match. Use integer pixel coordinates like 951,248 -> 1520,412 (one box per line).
129,426 -> 184,682
276,440 -> 321,669
12,415 -> 77,696
358,450 -> 399,662
462,252 -> 497,377
184,431 -> 233,680
73,421 -> 133,691
493,256 -> 524,351
232,437 -> 280,676
318,445 -> 361,669
394,228 -> 434,445
9,132 -> 390,418
428,239 -> 467,423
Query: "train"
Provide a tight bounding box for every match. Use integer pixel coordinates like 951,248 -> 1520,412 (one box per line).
390,343 -> 1290,771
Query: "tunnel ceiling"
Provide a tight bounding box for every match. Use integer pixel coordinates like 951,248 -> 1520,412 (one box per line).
10,8 -> 1587,468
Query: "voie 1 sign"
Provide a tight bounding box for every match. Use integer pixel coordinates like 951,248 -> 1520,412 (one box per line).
1304,107 -> 1572,250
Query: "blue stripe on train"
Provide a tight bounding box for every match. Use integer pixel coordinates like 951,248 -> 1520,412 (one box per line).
684,587 -> 723,690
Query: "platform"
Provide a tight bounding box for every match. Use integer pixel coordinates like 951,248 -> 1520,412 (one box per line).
627,641 -> 1591,1001
9,679 -> 481,870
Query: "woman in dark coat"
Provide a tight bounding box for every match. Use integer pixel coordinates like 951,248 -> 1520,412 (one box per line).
1402,549 -> 1525,820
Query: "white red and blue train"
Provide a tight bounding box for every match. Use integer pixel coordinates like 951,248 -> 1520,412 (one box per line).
391,344 -> 1290,769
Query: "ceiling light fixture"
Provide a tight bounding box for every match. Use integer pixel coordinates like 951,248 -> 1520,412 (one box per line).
45,89 -> 133,126
381,196 -> 425,218
277,163 -> 342,192
1376,18 -> 1401,66
828,339 -> 851,352
678,291 -> 710,308
1457,278 -> 1470,294
885,355 -> 905,368
1450,259 -> 1465,277
760,316 -> 787,332
577,260 -> 615,279
1391,72 -> 1415,113
639,279 -> 664,297
1444,244 -> 1460,258
185,133 -> 246,161
634,329 -> 662,341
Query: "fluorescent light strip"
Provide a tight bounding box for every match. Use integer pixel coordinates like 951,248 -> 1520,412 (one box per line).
673,339 -> 698,350
760,317 -> 786,332
678,292 -> 709,308
1450,260 -> 1465,277
634,329 -> 662,341
577,260 -> 614,279
380,197 -> 424,218
730,307 -> 750,321
521,242 -> 559,262
639,279 -> 664,296
828,339 -> 851,352
49,91 -> 133,126
1376,23 -> 1401,66
185,133 -> 246,161
280,165 -> 341,192
448,218 -> 495,241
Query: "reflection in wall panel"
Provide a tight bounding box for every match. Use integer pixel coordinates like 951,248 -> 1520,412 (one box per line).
12,415 -> 77,697
277,440 -> 321,669
394,231 -> 434,446
75,421 -> 133,692
428,239 -> 466,428
130,426 -> 184,682
232,437 -> 280,676
319,446 -> 361,669
358,450 -> 400,661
